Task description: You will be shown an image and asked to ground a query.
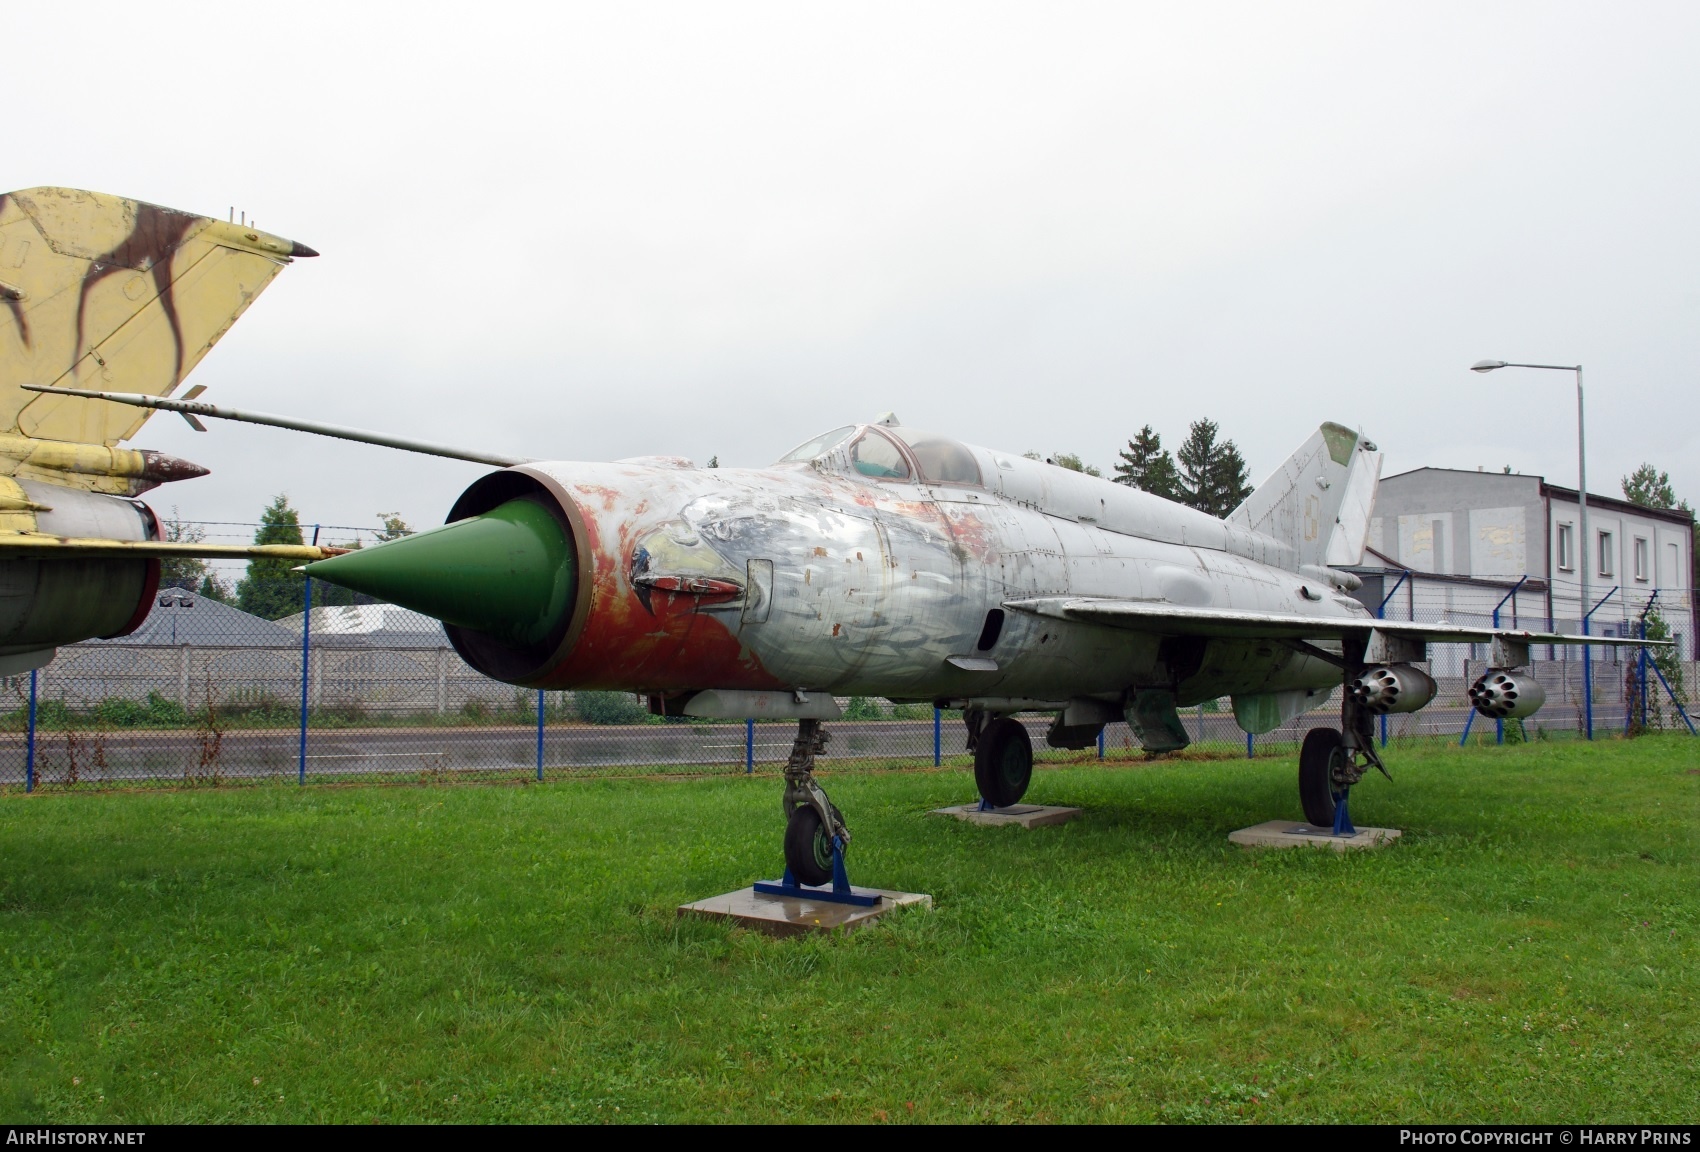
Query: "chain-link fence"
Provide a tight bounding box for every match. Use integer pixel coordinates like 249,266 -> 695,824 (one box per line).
0,557 -> 1692,792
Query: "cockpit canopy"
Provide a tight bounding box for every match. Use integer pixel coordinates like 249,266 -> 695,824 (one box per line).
776,424 -> 982,487
888,427 -> 981,485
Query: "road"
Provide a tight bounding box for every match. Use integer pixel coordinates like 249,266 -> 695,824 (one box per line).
0,705 -> 1619,787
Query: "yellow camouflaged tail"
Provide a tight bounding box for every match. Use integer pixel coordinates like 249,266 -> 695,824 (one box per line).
0,186 -> 314,450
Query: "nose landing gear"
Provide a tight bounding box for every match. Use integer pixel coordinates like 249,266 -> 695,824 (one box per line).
753,719 -> 881,907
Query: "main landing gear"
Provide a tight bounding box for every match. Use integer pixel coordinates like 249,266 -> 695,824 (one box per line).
1299,641 -> 1392,834
965,711 -> 1034,808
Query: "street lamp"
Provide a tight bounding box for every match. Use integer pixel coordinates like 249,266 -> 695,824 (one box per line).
1470,359 -> 1592,737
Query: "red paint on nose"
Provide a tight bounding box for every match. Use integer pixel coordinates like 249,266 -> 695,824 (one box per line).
534,493 -> 784,693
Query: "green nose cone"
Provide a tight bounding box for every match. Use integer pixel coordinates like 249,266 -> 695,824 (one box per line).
305,498 -> 574,648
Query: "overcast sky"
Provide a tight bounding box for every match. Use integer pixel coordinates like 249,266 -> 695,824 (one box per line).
11,1 -> 1699,539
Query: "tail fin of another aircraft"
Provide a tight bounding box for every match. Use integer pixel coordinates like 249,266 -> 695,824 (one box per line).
0,187 -> 315,448
1227,422 -> 1382,571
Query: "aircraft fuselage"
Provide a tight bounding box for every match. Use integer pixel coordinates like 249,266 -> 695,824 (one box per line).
505,447 -> 1364,708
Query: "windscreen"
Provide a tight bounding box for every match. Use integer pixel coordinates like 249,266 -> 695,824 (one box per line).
777,426 -> 855,464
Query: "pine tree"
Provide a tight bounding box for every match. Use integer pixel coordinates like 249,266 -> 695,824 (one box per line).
236,495 -> 307,620
1112,425 -> 1178,499
196,573 -> 231,602
1175,419 -> 1251,517
1621,463 -> 1698,594
1209,438 -> 1253,516
1622,464 -> 1677,511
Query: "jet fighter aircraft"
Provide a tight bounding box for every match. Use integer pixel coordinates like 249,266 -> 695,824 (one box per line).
0,187 -> 345,674
44,397 -> 1642,885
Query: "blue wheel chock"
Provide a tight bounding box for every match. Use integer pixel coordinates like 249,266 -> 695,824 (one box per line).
753,836 -> 883,907
1331,788 -> 1356,837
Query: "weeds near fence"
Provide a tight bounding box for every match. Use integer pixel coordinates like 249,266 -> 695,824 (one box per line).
190,673 -> 224,785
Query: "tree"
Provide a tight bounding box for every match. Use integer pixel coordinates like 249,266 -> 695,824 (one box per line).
1621,463 -> 1697,594
374,513 -> 414,543
158,510 -> 210,591
1112,425 -> 1178,499
156,510 -> 232,601
197,572 -> 232,603
1051,451 -> 1101,478
707,455 -> 719,469
1175,419 -> 1253,517
236,495 -> 306,620
1622,464 -> 1677,510
1210,439 -> 1253,515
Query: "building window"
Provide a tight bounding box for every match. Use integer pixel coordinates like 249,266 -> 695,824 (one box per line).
1598,530 -> 1613,577
1556,523 -> 1574,571
1633,537 -> 1649,582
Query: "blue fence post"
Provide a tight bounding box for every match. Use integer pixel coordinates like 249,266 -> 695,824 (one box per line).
745,718 -> 754,774
1489,577 -> 1528,747
1639,633 -> 1649,732
1246,731 -> 1254,759
25,667 -> 37,793
1644,658 -> 1698,736
1097,727 -> 1105,760
298,530 -> 316,785
1376,571 -> 1410,754
536,689 -> 545,781
1636,598 -> 1654,732
933,707 -> 942,767
1580,586 -> 1615,742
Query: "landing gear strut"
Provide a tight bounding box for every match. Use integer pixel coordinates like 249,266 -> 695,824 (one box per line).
777,719 -> 852,887
755,719 -> 878,906
1299,638 -> 1392,833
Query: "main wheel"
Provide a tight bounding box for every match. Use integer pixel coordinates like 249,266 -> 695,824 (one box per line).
1299,727 -> 1346,826
783,804 -> 835,887
974,717 -> 1034,808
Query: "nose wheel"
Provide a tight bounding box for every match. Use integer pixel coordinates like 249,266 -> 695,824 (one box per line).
783,803 -> 837,886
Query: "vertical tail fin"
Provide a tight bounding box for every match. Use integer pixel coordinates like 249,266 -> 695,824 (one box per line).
0,187 -> 315,447
1227,422 -> 1382,571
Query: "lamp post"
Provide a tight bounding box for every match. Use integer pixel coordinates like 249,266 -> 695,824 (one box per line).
1470,360 -> 1591,737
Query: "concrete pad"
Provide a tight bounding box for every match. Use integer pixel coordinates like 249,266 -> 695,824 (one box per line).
678,885 -> 932,938
930,803 -> 1083,828
1229,819 -> 1403,852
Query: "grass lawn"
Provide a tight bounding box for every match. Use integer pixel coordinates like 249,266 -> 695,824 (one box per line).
1,735 -> 1694,1124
